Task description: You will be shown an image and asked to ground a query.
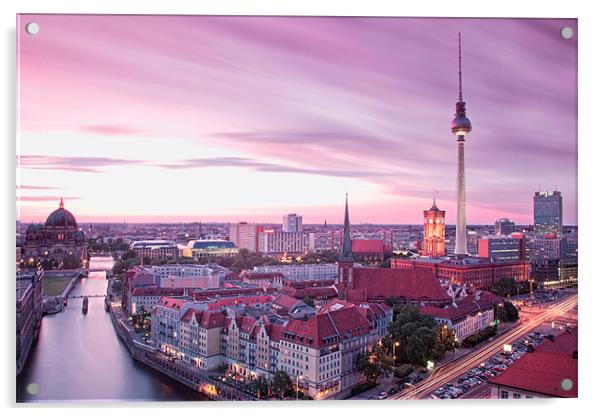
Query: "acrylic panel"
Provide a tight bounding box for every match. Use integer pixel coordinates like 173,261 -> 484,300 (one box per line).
16,15 -> 577,403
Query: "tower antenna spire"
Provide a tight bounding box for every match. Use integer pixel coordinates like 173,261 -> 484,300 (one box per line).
59,197 -> 64,209
458,32 -> 463,102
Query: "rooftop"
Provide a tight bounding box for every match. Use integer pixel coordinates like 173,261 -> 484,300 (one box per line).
488,328 -> 578,398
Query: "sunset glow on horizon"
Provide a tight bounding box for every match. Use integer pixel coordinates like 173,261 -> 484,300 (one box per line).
16,15 -> 577,225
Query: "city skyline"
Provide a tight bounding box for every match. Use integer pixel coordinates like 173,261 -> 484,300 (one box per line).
17,16 -> 577,225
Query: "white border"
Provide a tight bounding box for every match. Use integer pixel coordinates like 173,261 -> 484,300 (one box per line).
2,1 -> 600,415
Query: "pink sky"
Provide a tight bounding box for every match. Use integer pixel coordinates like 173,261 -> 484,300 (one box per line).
16,15 -> 577,225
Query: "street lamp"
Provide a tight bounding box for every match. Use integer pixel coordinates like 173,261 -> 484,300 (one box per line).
393,341 -> 400,362
296,375 -> 303,400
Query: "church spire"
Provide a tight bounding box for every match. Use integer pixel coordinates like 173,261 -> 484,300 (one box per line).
59,197 -> 64,209
339,193 -> 354,262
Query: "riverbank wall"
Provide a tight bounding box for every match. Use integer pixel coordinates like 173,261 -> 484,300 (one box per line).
108,304 -> 257,401
42,272 -> 81,315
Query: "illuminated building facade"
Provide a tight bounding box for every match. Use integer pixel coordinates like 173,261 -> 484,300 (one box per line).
229,222 -> 266,252
257,230 -> 309,256
130,240 -> 179,260
421,197 -> 446,257
534,190 -> 563,237
21,198 -> 87,269
182,240 -> 238,259
477,235 -> 526,263
391,257 -> 529,290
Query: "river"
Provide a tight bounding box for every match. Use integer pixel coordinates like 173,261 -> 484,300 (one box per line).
17,257 -> 208,403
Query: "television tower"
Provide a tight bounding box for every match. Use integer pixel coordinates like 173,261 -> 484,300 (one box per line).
451,33 -> 472,256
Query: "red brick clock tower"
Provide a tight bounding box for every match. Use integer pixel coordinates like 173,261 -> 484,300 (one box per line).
422,194 -> 446,257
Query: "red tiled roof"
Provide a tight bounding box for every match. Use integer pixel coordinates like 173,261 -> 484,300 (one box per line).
206,294 -> 275,311
282,301 -> 373,348
489,352 -> 577,397
223,272 -> 240,280
266,322 -> 283,342
284,279 -> 336,288
351,267 -> 448,303
489,328 -> 578,398
537,327 -> 578,353
197,310 -> 227,329
282,314 -> 338,348
352,239 -> 384,253
237,315 -> 258,335
355,302 -> 392,321
280,286 -> 337,300
131,287 -> 185,297
419,291 -> 499,321
156,296 -> 186,310
190,287 -> 269,300
242,272 -> 284,280
272,294 -> 303,310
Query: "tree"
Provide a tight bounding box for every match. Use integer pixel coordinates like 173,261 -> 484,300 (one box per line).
502,301 -> 519,322
250,375 -> 270,398
490,277 -> 517,297
62,254 -> 81,269
272,371 -> 294,397
356,343 -> 393,384
302,296 -> 315,308
121,249 -> 138,261
298,250 -> 339,264
435,324 -> 457,358
386,304 -> 454,365
112,257 -> 139,276
394,364 -> 415,380
491,278 -> 530,297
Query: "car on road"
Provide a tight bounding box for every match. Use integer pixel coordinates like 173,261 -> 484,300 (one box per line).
388,387 -> 398,395
377,392 -> 387,400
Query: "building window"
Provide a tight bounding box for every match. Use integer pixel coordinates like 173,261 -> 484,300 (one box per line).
501,390 -> 509,399
513,393 -> 521,399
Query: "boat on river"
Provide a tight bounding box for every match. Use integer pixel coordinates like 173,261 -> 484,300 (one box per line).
82,296 -> 89,314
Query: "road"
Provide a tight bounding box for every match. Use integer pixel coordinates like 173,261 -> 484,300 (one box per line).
389,293 -> 578,400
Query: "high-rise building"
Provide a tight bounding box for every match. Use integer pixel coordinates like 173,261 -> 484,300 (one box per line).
421,197 -> 446,257
228,222 -> 265,252
477,235 -> 526,263
528,235 -> 562,260
495,218 -> 515,236
282,213 -> 303,232
561,234 -> 578,259
467,230 -> 479,255
257,230 -> 309,256
533,190 -> 563,237
451,33 -> 472,256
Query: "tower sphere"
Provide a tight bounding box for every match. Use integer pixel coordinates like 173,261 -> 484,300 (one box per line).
451,112 -> 472,136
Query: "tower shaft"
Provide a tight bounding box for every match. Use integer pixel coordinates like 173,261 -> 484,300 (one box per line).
455,137 -> 468,255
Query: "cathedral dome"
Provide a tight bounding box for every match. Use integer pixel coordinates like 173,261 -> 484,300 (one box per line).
45,198 -> 78,228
